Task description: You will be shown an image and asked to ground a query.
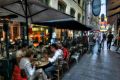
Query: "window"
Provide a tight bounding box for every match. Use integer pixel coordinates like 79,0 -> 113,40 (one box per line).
70,8 -> 75,17
78,0 -> 81,4
39,0 -> 50,6
13,27 -> 18,39
82,1 -> 85,10
82,16 -> 84,23
77,13 -> 81,22
58,1 -> 67,13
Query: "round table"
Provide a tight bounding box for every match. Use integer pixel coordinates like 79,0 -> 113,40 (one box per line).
33,61 -> 49,68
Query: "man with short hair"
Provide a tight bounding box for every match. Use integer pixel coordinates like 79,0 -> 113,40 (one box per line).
44,44 -> 62,79
107,32 -> 114,50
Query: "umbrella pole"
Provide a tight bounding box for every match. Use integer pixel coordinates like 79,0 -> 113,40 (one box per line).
3,19 -> 11,80
3,20 -> 9,59
25,0 -> 29,45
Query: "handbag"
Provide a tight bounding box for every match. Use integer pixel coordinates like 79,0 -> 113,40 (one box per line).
21,69 -> 27,78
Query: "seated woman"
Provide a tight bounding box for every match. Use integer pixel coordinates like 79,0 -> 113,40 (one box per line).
19,49 -> 47,80
12,49 -> 27,80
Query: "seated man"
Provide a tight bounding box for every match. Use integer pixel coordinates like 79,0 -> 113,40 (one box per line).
44,44 -> 63,79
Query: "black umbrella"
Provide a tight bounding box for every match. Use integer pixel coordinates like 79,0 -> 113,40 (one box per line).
0,0 -> 72,45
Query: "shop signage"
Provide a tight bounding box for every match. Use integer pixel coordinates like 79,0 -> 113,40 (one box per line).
92,0 -> 101,16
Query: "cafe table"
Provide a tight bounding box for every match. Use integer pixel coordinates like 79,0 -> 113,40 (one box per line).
33,58 -> 49,68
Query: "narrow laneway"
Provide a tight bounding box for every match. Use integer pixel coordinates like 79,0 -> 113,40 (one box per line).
62,42 -> 120,80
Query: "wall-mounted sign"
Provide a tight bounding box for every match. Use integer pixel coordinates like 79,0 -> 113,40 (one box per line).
92,0 -> 101,16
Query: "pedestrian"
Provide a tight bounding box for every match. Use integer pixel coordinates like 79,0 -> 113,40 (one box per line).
113,34 -> 119,46
101,32 -> 106,48
88,32 -> 96,54
107,32 -> 114,50
82,33 -> 88,50
115,36 -> 120,52
97,32 -> 102,53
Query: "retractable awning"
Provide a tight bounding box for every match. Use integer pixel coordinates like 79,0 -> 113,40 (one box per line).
33,19 -> 92,31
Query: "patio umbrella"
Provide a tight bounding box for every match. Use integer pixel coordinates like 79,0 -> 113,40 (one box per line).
0,0 -> 72,45
0,1 -> 73,79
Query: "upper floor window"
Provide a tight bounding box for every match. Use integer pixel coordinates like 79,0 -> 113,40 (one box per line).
70,8 -> 75,17
82,16 -> 84,23
77,13 -> 81,22
58,1 -> 67,13
39,0 -> 50,6
82,1 -> 85,10
78,0 -> 81,4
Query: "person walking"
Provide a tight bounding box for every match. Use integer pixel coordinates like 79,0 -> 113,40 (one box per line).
101,32 -> 106,48
115,36 -> 120,52
97,32 -> 102,53
88,32 -> 96,54
107,32 -> 114,50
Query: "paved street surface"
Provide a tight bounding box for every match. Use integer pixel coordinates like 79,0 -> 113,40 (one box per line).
62,42 -> 120,80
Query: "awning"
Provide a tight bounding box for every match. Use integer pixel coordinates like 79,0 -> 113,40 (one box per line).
108,1 -> 120,10
108,7 -> 120,17
0,0 -> 72,22
87,24 -> 100,31
33,19 -> 92,31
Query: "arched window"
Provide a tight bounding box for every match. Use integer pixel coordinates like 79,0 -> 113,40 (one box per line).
70,8 -> 75,17
77,13 -> 81,22
39,0 -> 50,6
58,1 -> 67,13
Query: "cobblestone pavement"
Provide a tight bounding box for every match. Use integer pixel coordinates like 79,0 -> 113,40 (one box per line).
62,42 -> 120,80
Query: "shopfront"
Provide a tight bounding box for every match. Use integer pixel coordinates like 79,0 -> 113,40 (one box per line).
0,21 -> 21,42
29,24 -> 50,46
54,28 -> 73,41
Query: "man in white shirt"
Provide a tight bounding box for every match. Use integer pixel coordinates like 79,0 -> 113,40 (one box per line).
44,44 -> 62,79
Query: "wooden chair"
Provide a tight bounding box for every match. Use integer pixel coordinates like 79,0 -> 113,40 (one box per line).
54,59 -> 63,80
0,76 -> 4,80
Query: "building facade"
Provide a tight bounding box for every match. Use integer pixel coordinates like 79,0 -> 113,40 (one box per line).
0,0 -> 86,43
85,0 -> 99,30
40,0 -> 85,40
107,0 -> 120,34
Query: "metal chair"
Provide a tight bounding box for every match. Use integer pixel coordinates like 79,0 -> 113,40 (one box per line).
70,47 -> 81,63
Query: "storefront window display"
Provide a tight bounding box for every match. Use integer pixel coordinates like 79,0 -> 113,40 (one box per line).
30,25 -> 49,47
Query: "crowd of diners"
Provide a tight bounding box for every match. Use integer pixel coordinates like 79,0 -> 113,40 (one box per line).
1,32 -> 95,80
12,42 -> 70,80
